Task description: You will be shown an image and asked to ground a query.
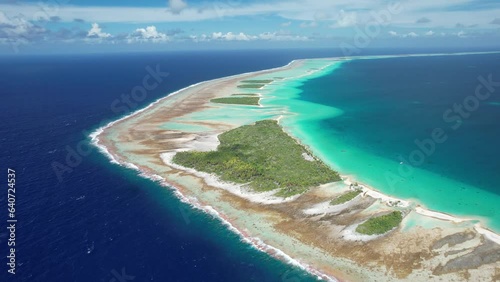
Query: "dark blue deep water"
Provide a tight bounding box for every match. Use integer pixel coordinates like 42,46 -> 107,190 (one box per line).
294,53 -> 500,228
300,54 -> 500,195
0,50 -> 343,282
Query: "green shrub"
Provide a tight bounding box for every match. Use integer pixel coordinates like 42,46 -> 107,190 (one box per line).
231,93 -> 259,96
237,84 -> 265,89
241,80 -> 274,84
355,211 -> 403,235
211,97 -> 260,106
330,190 -> 361,206
172,120 -> 340,196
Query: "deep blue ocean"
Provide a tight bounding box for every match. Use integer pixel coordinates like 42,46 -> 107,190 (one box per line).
1,50 -> 343,282
294,53 -> 500,228
1,48 -> 498,282
301,54 -> 500,194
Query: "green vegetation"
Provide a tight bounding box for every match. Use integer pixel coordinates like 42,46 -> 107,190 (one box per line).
330,190 -> 362,206
211,97 -> 260,106
231,93 -> 259,96
355,211 -> 403,235
241,80 -> 274,84
237,84 -> 266,89
173,120 -> 340,197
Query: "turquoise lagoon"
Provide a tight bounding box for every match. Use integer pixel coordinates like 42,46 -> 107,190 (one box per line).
168,54 -> 500,232
257,54 -> 500,232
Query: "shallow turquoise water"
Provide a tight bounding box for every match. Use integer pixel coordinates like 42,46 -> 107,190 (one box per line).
261,55 -> 500,232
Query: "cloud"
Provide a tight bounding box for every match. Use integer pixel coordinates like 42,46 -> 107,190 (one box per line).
128,25 -> 168,43
388,31 -> 419,38
490,18 -> 500,25
416,17 -> 431,24
3,0 -> 500,48
87,23 -> 111,38
212,31 -> 253,41
189,34 -> 206,42
0,11 -> 46,45
331,9 -> 357,28
258,31 -> 308,41
300,21 -> 317,28
168,0 -> 188,14
196,31 -> 308,42
1,1 -> 500,30
391,30 -> 463,39
190,34 -> 209,42
406,32 -> 418,38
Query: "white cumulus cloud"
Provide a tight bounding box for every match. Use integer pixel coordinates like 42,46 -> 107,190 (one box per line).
258,31 -> 308,41
388,31 -> 398,37
199,31 -> 308,42
128,26 -> 169,43
87,23 -> 111,38
190,34 -> 210,42
406,32 -> 418,38
388,31 -> 419,38
212,32 -> 254,41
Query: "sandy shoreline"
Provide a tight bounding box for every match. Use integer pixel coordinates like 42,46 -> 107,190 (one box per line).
91,54 -> 500,281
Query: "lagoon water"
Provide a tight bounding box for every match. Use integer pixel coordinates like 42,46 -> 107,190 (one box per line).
269,53 -> 500,231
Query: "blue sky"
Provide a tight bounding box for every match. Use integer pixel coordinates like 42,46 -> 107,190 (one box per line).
1,0 -> 500,53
